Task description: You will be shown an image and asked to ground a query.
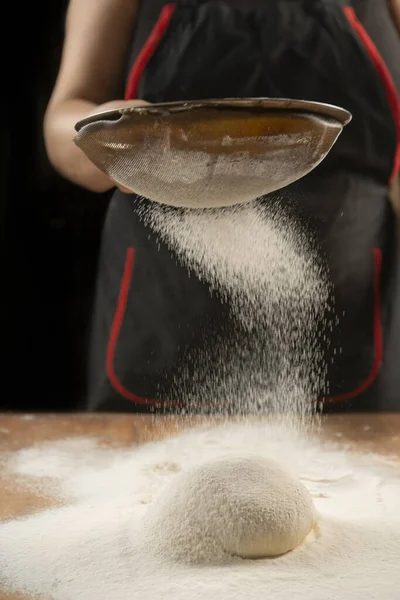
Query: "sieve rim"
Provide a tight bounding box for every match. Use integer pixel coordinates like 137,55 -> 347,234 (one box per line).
74,98 -> 352,132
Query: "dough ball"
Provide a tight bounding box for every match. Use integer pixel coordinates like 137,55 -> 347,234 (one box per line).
140,455 -> 315,563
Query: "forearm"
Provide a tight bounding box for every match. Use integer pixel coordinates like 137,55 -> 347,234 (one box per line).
389,0 -> 400,35
44,98 -> 114,193
43,0 -> 139,193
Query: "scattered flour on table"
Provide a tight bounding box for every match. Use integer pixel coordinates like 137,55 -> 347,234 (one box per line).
1,422 -> 399,600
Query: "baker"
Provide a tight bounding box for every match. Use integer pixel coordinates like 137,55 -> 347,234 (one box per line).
44,0 -> 400,412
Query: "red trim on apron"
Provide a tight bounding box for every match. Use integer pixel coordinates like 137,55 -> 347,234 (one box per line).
112,248 -> 383,406
107,247 -> 168,406
344,6 -> 400,183
324,248 -> 383,403
125,3 -> 178,100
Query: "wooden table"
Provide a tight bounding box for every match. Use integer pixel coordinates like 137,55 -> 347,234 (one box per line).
0,412 -> 399,600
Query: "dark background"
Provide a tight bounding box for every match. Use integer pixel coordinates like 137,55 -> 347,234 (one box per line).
2,2 -> 110,411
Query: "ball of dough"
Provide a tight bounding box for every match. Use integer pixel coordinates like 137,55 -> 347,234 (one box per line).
140,455 -> 315,563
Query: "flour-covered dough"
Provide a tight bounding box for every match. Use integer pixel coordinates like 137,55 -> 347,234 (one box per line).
141,455 -> 315,563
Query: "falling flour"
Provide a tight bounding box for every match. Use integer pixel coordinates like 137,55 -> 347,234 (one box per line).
1,422 -> 399,599
137,197 -> 333,416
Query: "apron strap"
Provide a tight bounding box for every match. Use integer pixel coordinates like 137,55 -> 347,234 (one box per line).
125,3 -> 178,100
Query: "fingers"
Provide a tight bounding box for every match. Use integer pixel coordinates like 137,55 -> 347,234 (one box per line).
117,184 -> 134,193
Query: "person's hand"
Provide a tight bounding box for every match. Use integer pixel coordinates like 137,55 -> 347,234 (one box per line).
86,99 -> 150,194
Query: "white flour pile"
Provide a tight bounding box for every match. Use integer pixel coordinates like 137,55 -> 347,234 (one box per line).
141,454 -> 316,562
1,422 -> 399,599
138,198 -> 333,415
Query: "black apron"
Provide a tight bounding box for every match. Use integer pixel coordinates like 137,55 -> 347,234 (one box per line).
87,0 -> 400,412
